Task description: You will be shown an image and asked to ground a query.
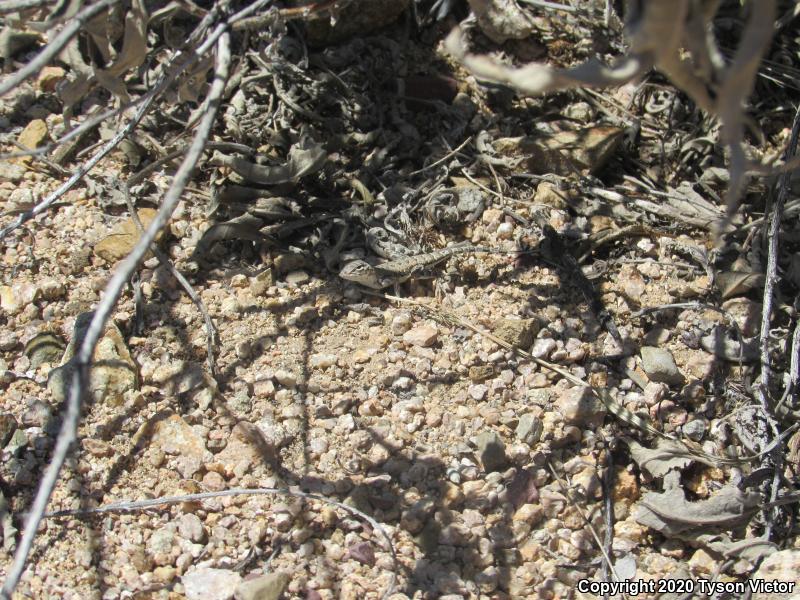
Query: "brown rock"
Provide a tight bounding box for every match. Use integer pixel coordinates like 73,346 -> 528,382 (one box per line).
493,318 -> 539,349
493,126 -> 623,176
469,364 -> 495,383
94,208 -> 163,263
402,324 -> 438,348
16,119 -> 49,158
37,66 -> 66,92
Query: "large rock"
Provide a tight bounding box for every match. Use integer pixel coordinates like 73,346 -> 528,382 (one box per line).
640,346 -> 684,386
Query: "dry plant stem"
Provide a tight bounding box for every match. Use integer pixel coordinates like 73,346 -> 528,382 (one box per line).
546,461 -> 625,597
0,30 -> 232,600
123,186 -> 220,378
716,0 -> 776,233
0,0 -> 55,13
0,0 -> 120,98
0,0 -> 240,242
0,91 -> 157,242
43,488 -> 398,599
757,102 -> 800,539
0,95 -> 153,162
408,135 -> 472,176
601,449 -> 615,593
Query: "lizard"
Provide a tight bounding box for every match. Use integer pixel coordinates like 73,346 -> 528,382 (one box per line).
338,241 -> 510,289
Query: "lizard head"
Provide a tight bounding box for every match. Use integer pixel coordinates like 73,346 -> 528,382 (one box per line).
339,260 -> 383,288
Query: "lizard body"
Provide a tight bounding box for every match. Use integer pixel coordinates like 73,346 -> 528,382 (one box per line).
339,242 -> 494,289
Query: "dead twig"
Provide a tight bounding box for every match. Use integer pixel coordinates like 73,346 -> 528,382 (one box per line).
0,29 -> 232,600
756,102 -> 800,540
0,0 -> 120,98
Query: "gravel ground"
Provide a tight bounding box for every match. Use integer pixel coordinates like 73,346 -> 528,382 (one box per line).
2,2 -> 800,599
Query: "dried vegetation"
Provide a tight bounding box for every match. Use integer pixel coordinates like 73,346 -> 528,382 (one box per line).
1,0 -> 800,598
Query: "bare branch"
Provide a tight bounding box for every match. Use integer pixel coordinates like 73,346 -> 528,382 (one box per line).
0,0 -> 56,14
0,29 -> 232,600
755,100 -> 800,542
0,0 -> 120,98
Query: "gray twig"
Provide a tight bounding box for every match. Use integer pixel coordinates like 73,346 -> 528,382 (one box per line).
0,29 -> 232,600
756,101 -> 800,542
0,0 -> 120,98
0,0 -> 56,15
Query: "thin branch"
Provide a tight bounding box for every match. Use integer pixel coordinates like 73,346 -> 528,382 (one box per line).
0,0 -> 120,98
44,487 -> 397,599
0,2 -> 232,242
0,0 -> 56,14
123,175 -> 220,378
756,101 -> 800,541
0,29 -> 232,600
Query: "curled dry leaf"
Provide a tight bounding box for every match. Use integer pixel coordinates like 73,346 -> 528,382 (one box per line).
716,270 -> 766,299
209,137 -> 327,186
635,471 -> 761,535
625,437 -> 693,478
445,0 -> 777,228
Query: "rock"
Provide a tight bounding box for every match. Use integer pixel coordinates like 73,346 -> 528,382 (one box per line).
721,297 -> 761,337
493,126 -> 623,176
507,469 -> 539,508
234,572 -> 290,600
347,541 -> 375,566
309,353 -> 337,369
534,182 -> 569,209
468,383 -> 488,401
558,386 -> 606,428
183,567 -> 242,600
17,119 -> 49,154
469,365 -> 494,382
497,222 -> 514,239
250,270 -> 274,296
151,415 -> 210,478
0,282 -> 41,315
273,252 -> 306,274
47,313 -> 138,406
148,526 -> 176,562
515,413 -> 543,445
753,549 -> 800,600
493,318 -> 539,349
37,66 -> 66,92
94,208 -> 163,263
682,419 -> 706,442
531,338 -> 557,359
402,324 -> 438,347
640,346 -> 684,386
474,431 -> 508,472
177,513 -> 206,543
612,467 -> 640,502
81,439 -> 113,458
284,270 -> 309,285
391,312 -> 413,335
39,278 -> 65,300
274,369 -> 297,388
0,413 -> 18,447
256,415 -> 292,448
0,160 -> 26,182
688,548 -> 717,575
214,424 -> 263,478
